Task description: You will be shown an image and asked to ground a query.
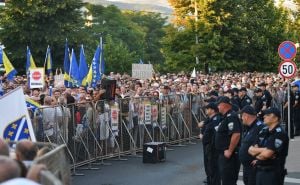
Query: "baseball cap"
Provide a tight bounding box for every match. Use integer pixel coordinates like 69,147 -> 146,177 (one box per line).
263,107 -> 281,119
204,102 -> 219,112
240,105 -> 256,115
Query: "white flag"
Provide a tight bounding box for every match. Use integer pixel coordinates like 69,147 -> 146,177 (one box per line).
0,87 -> 36,142
191,67 -> 196,78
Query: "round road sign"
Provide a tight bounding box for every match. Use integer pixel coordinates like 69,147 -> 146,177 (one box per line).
278,61 -> 297,79
278,41 -> 297,61
32,71 -> 42,80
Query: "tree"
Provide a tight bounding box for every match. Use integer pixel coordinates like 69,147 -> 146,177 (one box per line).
0,0 -> 86,73
125,11 -> 167,65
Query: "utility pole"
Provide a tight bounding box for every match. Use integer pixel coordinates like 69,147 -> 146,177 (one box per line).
194,0 -> 199,65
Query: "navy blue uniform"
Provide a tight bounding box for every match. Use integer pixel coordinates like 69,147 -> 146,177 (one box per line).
240,95 -> 252,109
255,125 -> 289,185
215,110 -> 242,185
239,119 -> 264,185
293,91 -> 300,135
202,114 -> 221,185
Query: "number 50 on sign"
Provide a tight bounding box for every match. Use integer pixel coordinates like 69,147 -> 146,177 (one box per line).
278,61 -> 297,79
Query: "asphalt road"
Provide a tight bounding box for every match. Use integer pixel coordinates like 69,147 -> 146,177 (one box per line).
72,139 -> 300,185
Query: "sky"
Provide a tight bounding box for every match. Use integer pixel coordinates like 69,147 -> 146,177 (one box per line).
107,0 -> 171,8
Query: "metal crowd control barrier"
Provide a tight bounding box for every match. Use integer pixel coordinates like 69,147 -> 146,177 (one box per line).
32,93 -> 205,174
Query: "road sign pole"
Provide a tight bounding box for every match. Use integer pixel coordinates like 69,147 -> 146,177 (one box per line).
288,83 -> 291,139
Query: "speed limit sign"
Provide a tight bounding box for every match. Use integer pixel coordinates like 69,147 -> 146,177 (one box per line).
278,61 -> 297,79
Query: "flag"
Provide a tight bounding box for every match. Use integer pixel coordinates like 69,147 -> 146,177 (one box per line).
79,45 -> 88,86
25,98 -> 41,113
26,46 -> 37,73
63,39 -> 72,87
44,46 -> 53,76
86,46 -> 100,88
0,47 -> 17,81
0,87 -> 36,141
100,40 -> 105,77
139,59 -> 144,64
191,67 -> 196,78
69,49 -> 80,87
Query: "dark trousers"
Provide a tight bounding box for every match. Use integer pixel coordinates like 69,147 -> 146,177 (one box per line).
243,165 -> 256,185
203,144 -> 220,185
218,152 -> 240,185
256,169 -> 277,185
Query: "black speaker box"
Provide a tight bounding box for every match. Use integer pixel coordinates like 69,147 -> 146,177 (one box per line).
143,142 -> 166,163
101,79 -> 116,100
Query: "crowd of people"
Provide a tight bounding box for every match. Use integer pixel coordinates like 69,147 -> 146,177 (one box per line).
0,71 -> 299,185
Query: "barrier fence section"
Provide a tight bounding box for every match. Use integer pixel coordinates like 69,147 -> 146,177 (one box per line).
31,93 -> 206,174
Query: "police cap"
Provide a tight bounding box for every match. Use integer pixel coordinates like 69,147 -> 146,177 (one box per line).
204,102 -> 219,112
263,107 -> 281,119
240,105 -> 256,116
217,96 -> 232,105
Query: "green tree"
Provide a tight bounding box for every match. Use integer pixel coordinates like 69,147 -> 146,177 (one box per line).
0,0 -> 86,73
125,11 -> 167,65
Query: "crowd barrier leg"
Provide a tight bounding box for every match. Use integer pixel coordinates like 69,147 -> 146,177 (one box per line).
106,123 -> 128,161
121,120 -> 142,157
58,134 -> 84,176
142,123 -> 154,143
76,133 -> 100,170
167,113 -> 186,147
180,113 -> 196,145
87,126 -> 112,166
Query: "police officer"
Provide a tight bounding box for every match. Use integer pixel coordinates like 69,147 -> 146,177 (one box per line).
292,84 -> 300,136
215,96 -> 242,185
199,102 -> 221,185
224,89 -> 239,112
239,87 -> 252,109
239,105 -> 264,185
258,82 -> 272,108
254,88 -> 267,120
248,108 -> 289,185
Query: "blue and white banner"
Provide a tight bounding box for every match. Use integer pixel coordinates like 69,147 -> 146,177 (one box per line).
0,87 -> 36,141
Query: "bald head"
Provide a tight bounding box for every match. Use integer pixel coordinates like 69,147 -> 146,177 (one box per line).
0,138 -> 9,156
16,140 -> 38,161
0,156 -> 21,182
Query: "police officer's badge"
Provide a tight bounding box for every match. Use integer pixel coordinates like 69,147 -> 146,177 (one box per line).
246,99 -> 251,103
213,117 -> 217,121
275,139 -> 283,148
228,122 -> 234,130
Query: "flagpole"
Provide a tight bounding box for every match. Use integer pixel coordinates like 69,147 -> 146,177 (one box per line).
68,49 -> 73,88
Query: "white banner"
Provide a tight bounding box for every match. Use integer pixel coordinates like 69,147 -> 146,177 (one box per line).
29,68 -> 44,89
0,87 -> 36,141
161,107 -> 167,128
132,64 -> 153,80
144,102 -> 152,125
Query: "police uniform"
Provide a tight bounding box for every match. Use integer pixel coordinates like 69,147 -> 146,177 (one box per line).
254,124 -> 289,185
202,110 -> 221,185
239,108 -> 264,185
215,105 -> 242,185
293,90 -> 300,135
240,95 -> 252,109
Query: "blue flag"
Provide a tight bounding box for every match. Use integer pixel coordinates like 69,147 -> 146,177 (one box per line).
79,45 -> 89,86
86,46 -> 101,88
139,59 -> 144,64
44,46 -> 53,76
63,39 -> 72,87
3,116 -> 31,141
69,49 -> 80,87
26,46 -> 37,73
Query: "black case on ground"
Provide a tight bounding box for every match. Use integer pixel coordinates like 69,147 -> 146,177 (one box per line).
143,142 -> 166,163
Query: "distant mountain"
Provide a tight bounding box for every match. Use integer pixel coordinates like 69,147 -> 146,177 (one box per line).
83,0 -> 172,16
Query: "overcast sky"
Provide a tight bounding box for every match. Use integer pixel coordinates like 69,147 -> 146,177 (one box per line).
107,0 -> 171,8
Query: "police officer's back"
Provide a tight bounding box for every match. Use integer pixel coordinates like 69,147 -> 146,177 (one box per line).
248,108 -> 289,185
239,105 -> 264,185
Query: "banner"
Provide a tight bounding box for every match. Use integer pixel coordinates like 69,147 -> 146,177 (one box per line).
110,105 -> 119,135
132,64 -> 153,80
0,87 -> 36,141
151,104 -> 158,127
29,68 -> 44,89
144,102 -> 152,125
161,107 -> 167,129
